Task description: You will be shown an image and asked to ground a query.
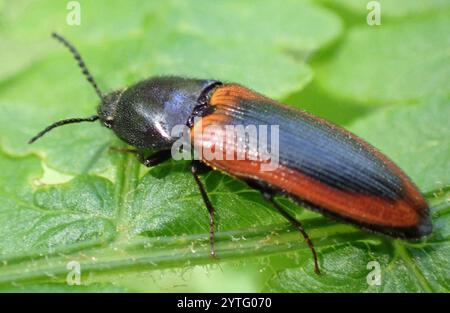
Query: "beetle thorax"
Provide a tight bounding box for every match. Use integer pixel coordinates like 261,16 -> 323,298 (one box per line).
98,76 -> 220,150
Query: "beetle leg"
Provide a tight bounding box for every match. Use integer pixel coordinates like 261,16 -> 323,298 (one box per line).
110,148 -> 172,167
261,191 -> 321,275
191,161 -> 217,259
109,147 -> 138,154
137,150 -> 172,167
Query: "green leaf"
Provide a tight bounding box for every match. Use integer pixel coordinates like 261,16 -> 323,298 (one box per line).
350,97 -> 450,192
322,0 -> 450,18
0,0 -> 448,293
316,14 -> 450,105
0,152 -> 115,255
0,0 -> 342,97
0,283 -> 126,293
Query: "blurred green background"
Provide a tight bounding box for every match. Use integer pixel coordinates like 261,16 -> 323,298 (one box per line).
0,0 -> 449,292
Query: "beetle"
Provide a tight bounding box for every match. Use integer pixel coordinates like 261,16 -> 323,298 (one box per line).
29,33 -> 432,274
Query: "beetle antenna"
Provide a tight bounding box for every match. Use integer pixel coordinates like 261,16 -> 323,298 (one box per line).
52,32 -> 103,99
28,115 -> 99,144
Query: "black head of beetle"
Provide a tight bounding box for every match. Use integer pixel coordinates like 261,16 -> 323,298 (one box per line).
28,33 -> 221,150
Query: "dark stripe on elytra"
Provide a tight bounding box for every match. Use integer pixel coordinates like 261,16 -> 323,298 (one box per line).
210,95 -> 405,201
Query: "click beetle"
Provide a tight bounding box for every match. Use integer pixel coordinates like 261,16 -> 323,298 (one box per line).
29,33 -> 432,274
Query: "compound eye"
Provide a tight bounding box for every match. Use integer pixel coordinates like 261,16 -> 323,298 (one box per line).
104,117 -> 113,128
